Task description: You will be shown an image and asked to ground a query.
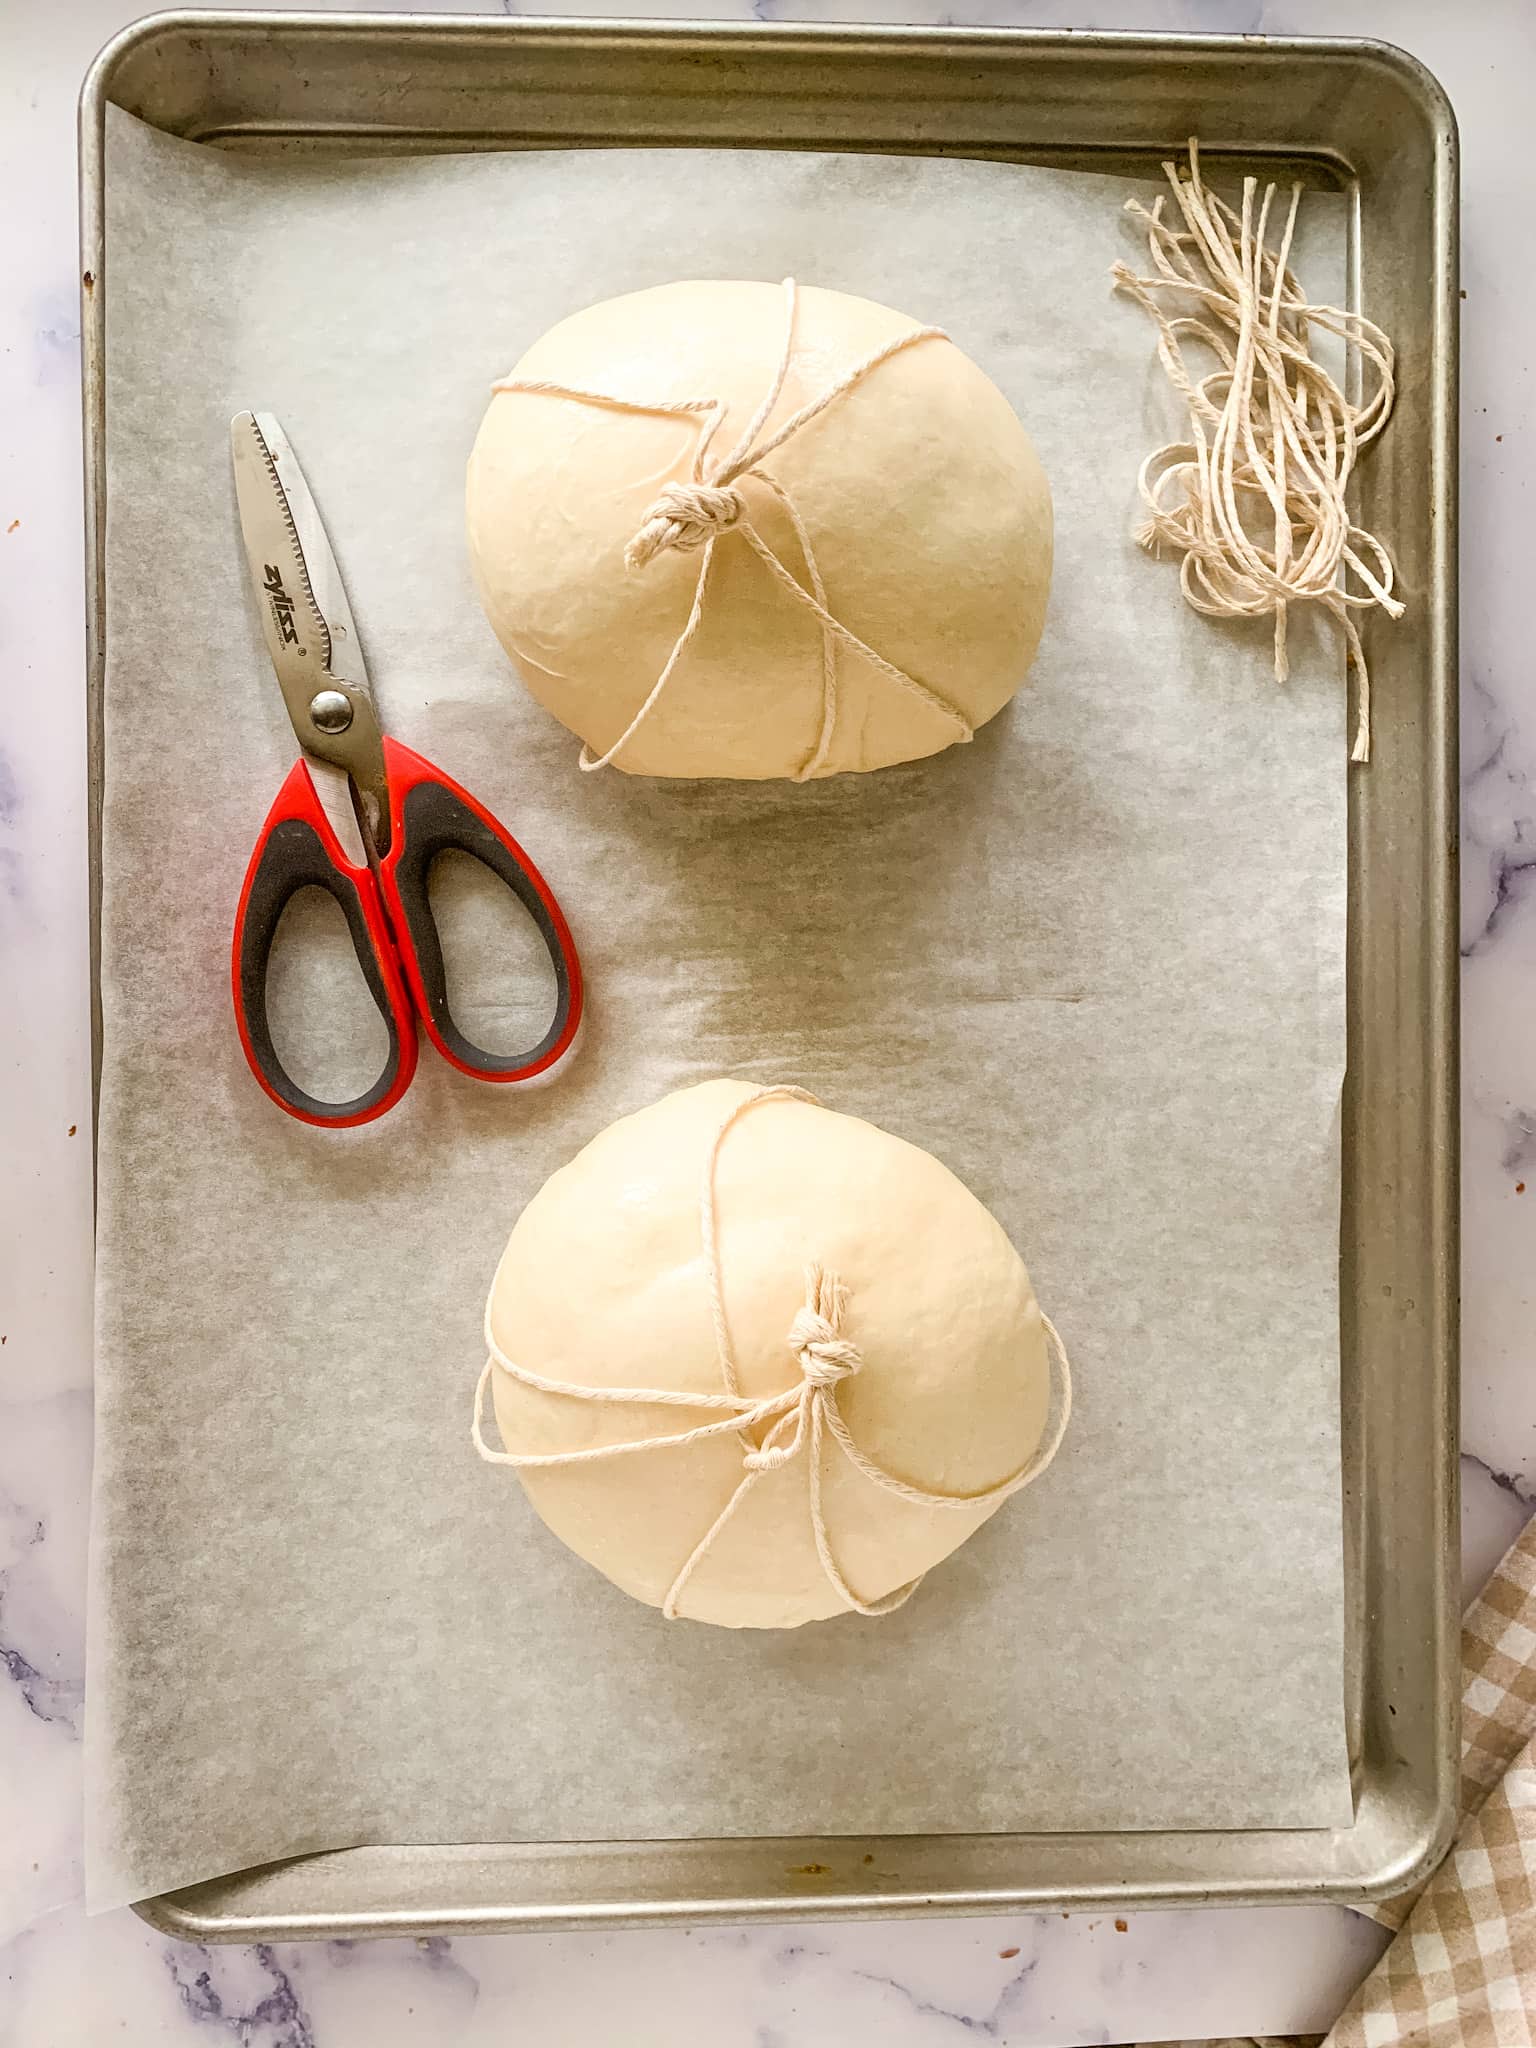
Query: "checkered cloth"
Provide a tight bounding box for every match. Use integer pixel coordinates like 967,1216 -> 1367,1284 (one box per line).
1323,1511 -> 1536,2043
1139,1516 -> 1536,2048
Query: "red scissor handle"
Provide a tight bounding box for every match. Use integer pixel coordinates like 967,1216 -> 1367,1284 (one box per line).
231,742 -> 583,1127
231,758 -> 419,1128
373,739 -> 583,1083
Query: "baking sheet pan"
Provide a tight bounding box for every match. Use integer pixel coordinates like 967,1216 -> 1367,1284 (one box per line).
91,104 -> 1354,1901
79,14 -> 1458,1935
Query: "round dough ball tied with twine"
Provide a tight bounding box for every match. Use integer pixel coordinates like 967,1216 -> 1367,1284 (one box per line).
466,279 -> 1054,782
472,1079 -> 1072,1629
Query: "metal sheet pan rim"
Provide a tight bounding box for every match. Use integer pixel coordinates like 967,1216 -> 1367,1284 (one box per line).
79,11 -> 1459,1937
133,1789 -> 1458,1941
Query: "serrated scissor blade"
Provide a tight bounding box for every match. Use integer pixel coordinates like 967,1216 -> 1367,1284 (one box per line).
231,411 -> 391,854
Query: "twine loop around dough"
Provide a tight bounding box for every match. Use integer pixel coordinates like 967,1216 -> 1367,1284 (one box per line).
473,1084 -> 1072,1621
493,280 -> 976,780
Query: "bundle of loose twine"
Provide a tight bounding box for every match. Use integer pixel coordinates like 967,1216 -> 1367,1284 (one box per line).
1112,140 -> 1402,763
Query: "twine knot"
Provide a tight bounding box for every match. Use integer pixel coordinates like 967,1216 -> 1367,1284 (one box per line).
626,481 -> 745,570
742,1266 -> 861,1474
786,1305 -> 862,1390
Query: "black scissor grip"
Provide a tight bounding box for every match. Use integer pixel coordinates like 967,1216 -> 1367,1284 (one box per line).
231,760 -> 417,1127
378,748 -> 581,1079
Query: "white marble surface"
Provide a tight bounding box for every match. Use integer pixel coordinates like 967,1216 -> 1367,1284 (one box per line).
1,0 -> 1530,2040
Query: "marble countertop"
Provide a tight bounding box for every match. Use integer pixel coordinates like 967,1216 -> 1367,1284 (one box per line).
3,0 -> 1530,2040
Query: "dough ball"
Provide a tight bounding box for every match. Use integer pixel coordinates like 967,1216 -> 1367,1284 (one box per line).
466,281 -> 1053,780
480,1079 -> 1059,1628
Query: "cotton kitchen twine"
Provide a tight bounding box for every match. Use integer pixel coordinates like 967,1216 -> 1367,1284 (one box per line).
1112,140 -> 1402,763
466,279 -> 1053,782
473,1080 -> 1072,1629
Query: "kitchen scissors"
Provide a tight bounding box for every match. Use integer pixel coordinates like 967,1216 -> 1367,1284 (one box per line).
230,410 -> 582,1128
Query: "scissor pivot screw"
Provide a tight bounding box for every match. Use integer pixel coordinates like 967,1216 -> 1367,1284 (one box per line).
310,689 -> 353,735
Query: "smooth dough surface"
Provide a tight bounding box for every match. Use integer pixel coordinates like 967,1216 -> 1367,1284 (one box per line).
466,281 -> 1054,780
485,1079 -> 1051,1628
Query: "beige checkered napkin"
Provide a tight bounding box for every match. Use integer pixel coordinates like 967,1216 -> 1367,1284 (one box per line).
1137,1520 -> 1536,2048
1142,1804 -> 1536,2048
1324,1739 -> 1536,2044
1367,1514 -> 1536,1932
1323,1511 -> 1536,2043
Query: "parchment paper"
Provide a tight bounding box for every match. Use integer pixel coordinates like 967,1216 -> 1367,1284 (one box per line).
87,105 -> 1351,1911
